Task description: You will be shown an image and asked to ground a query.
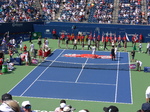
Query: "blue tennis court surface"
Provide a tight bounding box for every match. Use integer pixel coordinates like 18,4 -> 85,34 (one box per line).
9,49 -> 132,104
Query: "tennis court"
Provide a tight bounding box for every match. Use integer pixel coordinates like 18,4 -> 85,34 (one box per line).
8,49 -> 132,104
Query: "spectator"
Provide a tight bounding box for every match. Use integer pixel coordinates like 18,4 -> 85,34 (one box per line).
78,109 -> 90,112
103,105 -> 119,112
54,100 -> 67,112
141,102 -> 150,112
63,105 -> 76,112
21,101 -> 35,112
0,93 -> 20,112
1,93 -> 12,101
146,86 -> 150,103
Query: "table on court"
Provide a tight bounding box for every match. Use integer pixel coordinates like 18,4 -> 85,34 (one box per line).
9,49 -> 132,104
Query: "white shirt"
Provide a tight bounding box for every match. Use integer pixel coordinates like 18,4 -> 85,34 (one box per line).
45,40 -> 49,46
0,103 -> 15,112
136,60 -> 142,66
147,43 -> 150,48
146,86 -> 150,98
30,43 -> 34,50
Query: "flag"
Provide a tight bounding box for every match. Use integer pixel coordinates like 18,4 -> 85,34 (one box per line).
93,32 -> 96,41
125,33 -> 130,41
1,37 -> 6,45
32,32 -> 41,39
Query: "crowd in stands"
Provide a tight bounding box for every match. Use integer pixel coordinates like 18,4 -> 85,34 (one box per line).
0,0 -> 150,24
40,0 -> 60,21
117,0 -> 147,24
0,0 -> 42,23
88,0 -> 114,23
1,92 -> 150,112
58,0 -> 87,22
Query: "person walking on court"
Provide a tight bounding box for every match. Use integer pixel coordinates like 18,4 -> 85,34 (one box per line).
37,37 -> 42,48
131,50 -> 135,62
87,39 -> 91,50
111,46 -> 115,61
104,40 -> 109,51
73,39 -> 77,50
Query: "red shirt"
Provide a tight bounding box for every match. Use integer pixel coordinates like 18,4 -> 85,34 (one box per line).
23,45 -> 27,51
118,36 -> 121,41
102,36 -> 105,42
52,30 -> 56,34
139,34 -> 143,41
106,36 -> 109,42
38,49 -> 43,56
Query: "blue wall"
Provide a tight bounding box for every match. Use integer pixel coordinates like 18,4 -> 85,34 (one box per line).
34,22 -> 150,42
0,22 -> 44,42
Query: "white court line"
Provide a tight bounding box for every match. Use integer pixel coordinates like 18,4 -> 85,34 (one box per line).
37,79 -> 116,86
8,49 -> 57,93
20,49 -> 66,96
128,52 -> 133,104
75,58 -> 89,83
114,52 -> 120,103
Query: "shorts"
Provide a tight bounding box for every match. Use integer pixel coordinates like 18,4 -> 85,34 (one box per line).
0,65 -> 2,70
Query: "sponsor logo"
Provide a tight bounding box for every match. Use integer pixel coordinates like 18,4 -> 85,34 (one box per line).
129,64 -> 136,69
12,23 -> 23,27
32,59 -> 38,64
63,54 -> 111,59
45,29 -> 51,34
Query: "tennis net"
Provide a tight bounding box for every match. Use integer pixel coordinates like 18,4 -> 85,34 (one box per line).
39,60 -> 135,71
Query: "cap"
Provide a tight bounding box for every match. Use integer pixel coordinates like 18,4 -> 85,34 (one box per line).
22,101 -> 31,109
63,105 -> 76,112
63,106 -> 70,112
103,106 -> 119,112
1,93 -> 12,101
60,103 -> 66,108
79,110 -> 87,112
142,103 -> 150,111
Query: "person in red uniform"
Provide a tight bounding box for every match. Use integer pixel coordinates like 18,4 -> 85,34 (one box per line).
71,34 -> 75,44
23,44 -> 27,51
38,48 -> 44,62
122,35 -> 127,44
61,33 -> 65,44
105,35 -> 109,45
101,35 -> 105,45
139,34 -> 143,43
114,34 -> 117,44
109,35 -> 113,45
52,29 -> 57,39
